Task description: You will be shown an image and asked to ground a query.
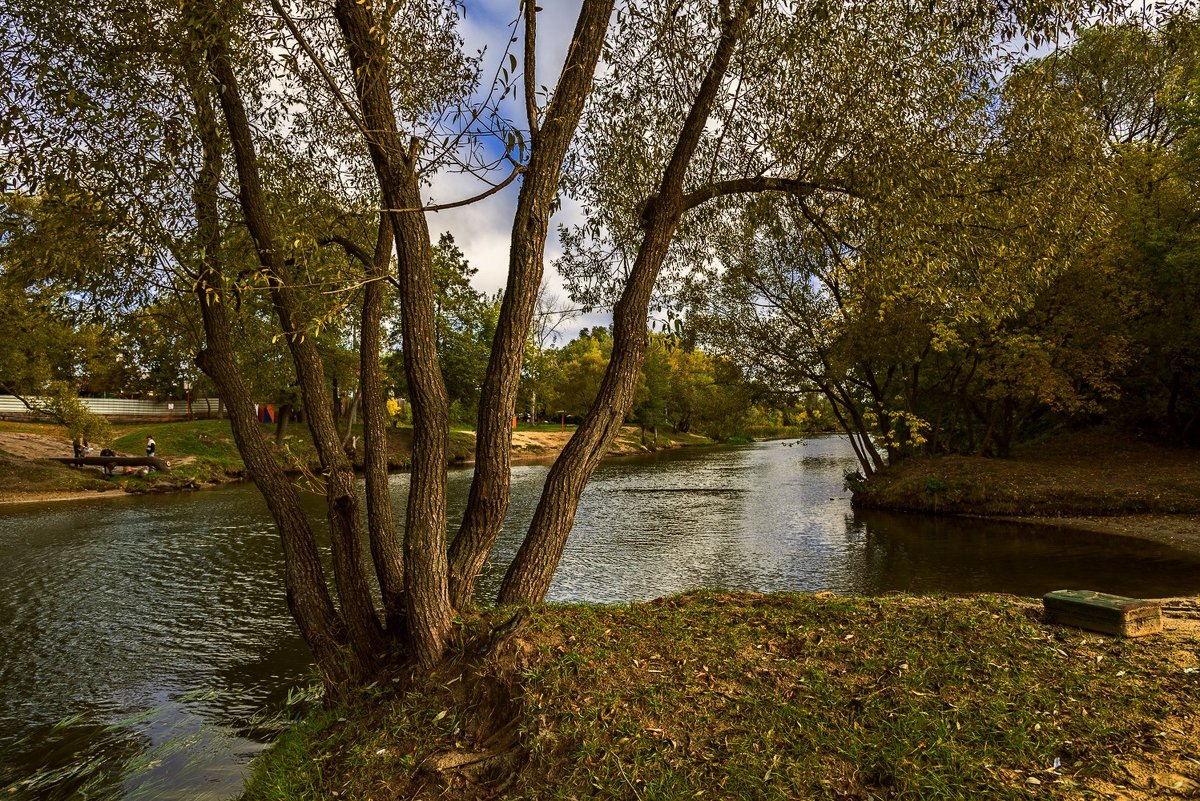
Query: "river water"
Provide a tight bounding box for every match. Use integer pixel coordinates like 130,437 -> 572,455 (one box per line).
2,436 -> 1199,799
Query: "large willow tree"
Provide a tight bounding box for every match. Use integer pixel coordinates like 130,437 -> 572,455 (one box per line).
2,0 -> 1117,692
686,10 -> 1199,467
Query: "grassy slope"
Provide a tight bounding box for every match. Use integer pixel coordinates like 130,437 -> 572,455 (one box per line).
0,419 -> 479,495
853,429 -> 1200,517
242,592 -> 1199,801
0,452 -> 118,499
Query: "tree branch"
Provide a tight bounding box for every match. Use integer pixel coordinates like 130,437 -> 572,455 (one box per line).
318,234 -> 374,269
523,0 -> 540,138
680,176 -> 863,213
267,0 -> 371,140
382,163 -> 524,213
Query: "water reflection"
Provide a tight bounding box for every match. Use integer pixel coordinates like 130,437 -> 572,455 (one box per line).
0,491 -> 310,800
844,510 -> 1200,598
2,435 -> 1199,799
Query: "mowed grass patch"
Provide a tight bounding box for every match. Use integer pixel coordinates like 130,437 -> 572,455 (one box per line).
112,419 -> 246,468
243,592 -> 1198,800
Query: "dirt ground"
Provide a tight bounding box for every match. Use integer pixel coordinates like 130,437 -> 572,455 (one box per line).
508,429 -> 574,460
1081,600 -> 1200,801
0,431 -> 74,460
508,426 -> 653,461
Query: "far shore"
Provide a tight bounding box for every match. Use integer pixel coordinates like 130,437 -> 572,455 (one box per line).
0,422 -> 717,507
5,424 -> 1200,561
850,428 -> 1200,557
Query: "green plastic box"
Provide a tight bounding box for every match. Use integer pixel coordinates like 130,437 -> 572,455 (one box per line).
1043,590 -> 1162,637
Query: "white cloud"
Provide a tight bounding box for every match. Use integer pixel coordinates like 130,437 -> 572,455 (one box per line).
421,2 -> 612,342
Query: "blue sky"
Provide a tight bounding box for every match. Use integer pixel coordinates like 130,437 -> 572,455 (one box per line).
423,1 -> 609,344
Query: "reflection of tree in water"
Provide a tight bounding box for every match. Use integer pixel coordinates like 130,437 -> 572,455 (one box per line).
850,509 -> 1200,598
2,711 -> 147,800
1,689 -> 291,801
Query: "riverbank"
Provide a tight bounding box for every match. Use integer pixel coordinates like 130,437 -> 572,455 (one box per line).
243,591 -> 1200,801
851,429 -> 1200,554
0,420 -> 714,505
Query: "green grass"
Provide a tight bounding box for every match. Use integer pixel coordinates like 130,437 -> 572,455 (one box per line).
112,419 -> 246,467
0,453 -> 117,499
241,592 -> 1197,800
0,418 -> 479,498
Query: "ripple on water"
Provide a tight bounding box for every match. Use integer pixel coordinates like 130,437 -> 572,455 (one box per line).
4,436 -> 1200,799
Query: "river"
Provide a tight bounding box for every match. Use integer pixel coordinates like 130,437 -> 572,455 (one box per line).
2,436 -> 1199,799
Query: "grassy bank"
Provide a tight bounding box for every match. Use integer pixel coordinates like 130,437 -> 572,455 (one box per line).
0,419 -> 479,499
242,592 -> 1199,801
0,418 -> 715,500
852,429 -> 1200,517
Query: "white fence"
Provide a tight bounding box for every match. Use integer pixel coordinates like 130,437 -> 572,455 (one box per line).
0,395 -> 222,420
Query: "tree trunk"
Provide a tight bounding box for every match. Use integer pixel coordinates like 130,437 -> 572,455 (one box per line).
208,34 -> 384,675
334,0 -> 452,666
184,55 -> 350,693
273,403 -> 291,446
448,0 -> 616,610
341,390 -> 361,445
500,1 -> 759,604
360,218 -> 404,629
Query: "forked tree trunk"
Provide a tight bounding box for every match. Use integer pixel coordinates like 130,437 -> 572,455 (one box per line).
184,55 -> 350,692
448,0 -> 615,609
334,0 -> 453,666
208,34 -> 385,676
360,218 -> 404,628
500,2 -> 759,604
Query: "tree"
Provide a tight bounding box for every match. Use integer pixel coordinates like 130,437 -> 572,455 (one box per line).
4,0 -> 1114,693
520,284 -> 578,422
1047,16 -> 1200,444
681,15 -> 1135,468
426,233 -> 500,422
546,327 -> 613,418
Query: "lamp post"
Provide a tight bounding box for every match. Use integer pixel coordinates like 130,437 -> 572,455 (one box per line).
183,380 -> 193,421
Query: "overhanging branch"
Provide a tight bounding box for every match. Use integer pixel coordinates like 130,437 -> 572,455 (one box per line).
318,235 -> 374,269
382,163 -> 524,214
268,0 -> 370,140
680,176 -> 864,212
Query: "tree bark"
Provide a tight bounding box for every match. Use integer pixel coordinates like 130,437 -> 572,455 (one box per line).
360,217 -> 404,629
340,390 -> 361,446
334,0 -> 452,666
448,0 -> 615,609
500,1 -> 759,604
274,403 -> 291,446
183,52 -> 350,692
207,34 -> 385,674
